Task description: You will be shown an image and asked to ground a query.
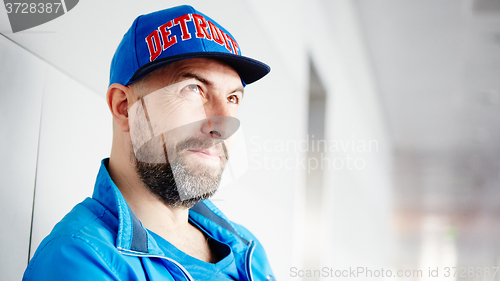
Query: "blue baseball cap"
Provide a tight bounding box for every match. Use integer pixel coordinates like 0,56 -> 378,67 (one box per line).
109,5 -> 270,87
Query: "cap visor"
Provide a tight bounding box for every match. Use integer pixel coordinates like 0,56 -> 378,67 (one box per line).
128,52 -> 270,86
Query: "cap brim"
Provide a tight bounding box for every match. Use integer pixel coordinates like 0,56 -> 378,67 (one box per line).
128,52 -> 270,86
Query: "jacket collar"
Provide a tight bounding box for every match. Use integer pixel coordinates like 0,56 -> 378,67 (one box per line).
91,158 -> 249,256
92,158 -> 155,254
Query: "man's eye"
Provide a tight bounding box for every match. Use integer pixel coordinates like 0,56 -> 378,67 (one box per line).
227,95 -> 239,104
183,84 -> 201,94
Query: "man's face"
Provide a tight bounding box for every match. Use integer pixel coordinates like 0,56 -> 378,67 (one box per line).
128,58 -> 243,208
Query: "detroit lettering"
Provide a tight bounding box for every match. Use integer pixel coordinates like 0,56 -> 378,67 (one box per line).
145,13 -> 240,61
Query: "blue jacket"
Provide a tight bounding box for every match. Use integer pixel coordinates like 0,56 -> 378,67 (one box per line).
23,159 -> 275,280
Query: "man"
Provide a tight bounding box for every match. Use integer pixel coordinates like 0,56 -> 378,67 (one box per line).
23,5 -> 274,281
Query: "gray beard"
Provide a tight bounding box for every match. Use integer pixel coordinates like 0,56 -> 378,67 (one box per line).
133,138 -> 226,208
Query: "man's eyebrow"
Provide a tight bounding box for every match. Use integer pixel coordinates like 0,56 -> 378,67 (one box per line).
181,73 -> 212,86
234,86 -> 244,99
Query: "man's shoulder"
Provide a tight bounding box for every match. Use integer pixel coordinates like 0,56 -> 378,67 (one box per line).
47,197 -> 118,242
23,198 -> 124,280
31,197 -> 119,257
23,233 -> 126,281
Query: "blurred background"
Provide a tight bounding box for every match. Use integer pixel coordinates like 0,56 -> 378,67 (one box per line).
1,0 -> 499,280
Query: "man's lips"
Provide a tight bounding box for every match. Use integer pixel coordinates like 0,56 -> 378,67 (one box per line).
187,148 -> 222,159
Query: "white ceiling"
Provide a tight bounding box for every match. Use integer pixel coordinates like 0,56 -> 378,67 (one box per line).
355,0 -> 500,210
356,0 -> 500,153
355,0 -> 500,266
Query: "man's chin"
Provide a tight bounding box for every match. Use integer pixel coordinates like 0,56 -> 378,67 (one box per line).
172,192 -> 215,209
182,163 -> 225,180
134,158 -> 224,209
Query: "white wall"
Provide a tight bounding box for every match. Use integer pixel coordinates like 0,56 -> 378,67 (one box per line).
309,0 -> 394,272
0,35 -> 44,281
1,0 -> 393,280
211,0 -> 394,279
0,35 -> 112,279
29,64 -> 112,259
218,1 -> 394,279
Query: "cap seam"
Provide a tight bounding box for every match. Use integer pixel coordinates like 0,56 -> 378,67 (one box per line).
187,6 -> 207,52
133,16 -> 141,76
200,24 -> 207,52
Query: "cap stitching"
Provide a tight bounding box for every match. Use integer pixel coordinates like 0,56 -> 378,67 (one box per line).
133,16 -> 141,75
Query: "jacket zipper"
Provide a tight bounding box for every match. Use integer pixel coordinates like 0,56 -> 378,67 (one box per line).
119,249 -> 194,281
245,240 -> 256,281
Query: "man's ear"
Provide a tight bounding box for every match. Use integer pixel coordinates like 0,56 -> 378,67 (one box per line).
107,83 -> 133,132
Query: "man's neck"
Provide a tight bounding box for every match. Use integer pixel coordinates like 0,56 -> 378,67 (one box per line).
107,151 -> 217,263
107,153 -> 190,235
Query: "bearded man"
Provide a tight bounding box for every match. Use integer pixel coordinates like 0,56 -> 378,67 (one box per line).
23,5 -> 274,281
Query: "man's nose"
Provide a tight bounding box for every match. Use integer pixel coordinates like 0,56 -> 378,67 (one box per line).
205,116 -> 240,140
204,96 -> 231,118
201,99 -> 239,140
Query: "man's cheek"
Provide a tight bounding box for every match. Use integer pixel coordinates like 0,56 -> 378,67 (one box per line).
145,92 -> 206,134
129,99 -> 153,156
221,135 -> 236,155
146,102 -> 195,135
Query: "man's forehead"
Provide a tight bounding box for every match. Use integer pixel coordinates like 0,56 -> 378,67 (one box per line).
169,58 -> 240,80
130,58 -> 243,96
148,58 -> 241,87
